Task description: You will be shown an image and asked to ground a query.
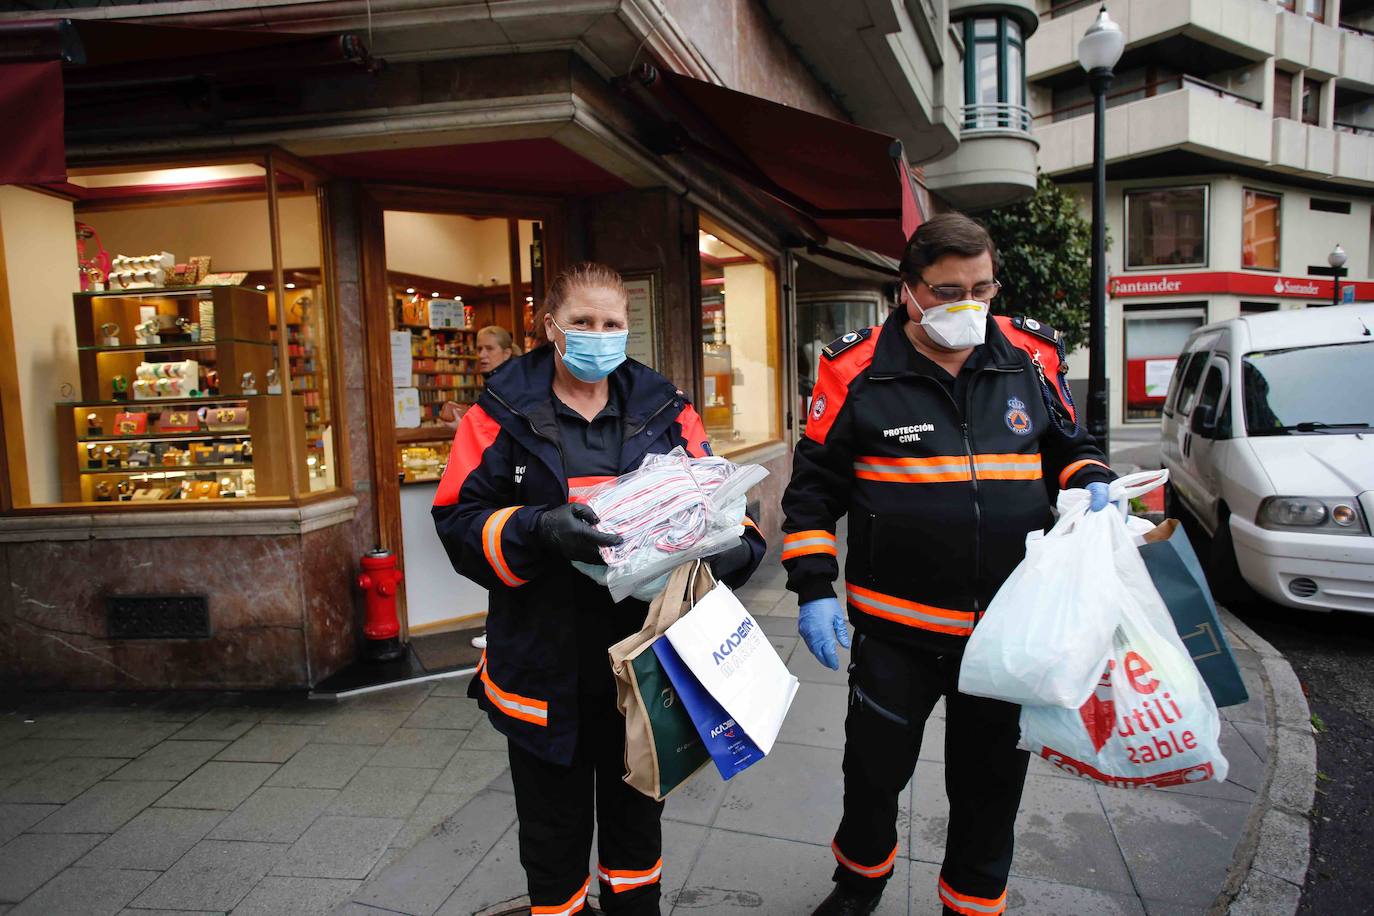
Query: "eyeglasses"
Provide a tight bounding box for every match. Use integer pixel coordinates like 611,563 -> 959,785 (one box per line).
915,278 -> 1002,304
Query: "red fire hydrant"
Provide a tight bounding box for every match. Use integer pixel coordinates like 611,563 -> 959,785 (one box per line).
358,547 -> 404,661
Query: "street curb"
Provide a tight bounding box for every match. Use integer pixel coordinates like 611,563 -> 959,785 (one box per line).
1209,609 -> 1316,916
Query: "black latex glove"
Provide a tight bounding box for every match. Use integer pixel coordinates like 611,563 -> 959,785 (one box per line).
709,536 -> 753,581
535,502 -> 623,565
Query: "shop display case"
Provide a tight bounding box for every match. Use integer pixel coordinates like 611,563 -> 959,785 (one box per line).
56,286 -> 307,502
397,439 -> 451,485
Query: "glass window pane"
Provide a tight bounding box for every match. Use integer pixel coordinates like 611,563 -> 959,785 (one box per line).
699,220 -> 780,454
1006,18 -> 1022,43
1007,43 -> 1024,110
1243,343 -> 1374,433
1126,187 -> 1208,268
1125,312 -> 1205,420
1175,351 -> 1212,417
1242,190 -> 1281,271
974,18 -> 996,38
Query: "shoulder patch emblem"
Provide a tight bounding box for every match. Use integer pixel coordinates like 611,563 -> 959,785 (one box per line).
822,327 -> 872,360
1005,396 -> 1033,436
1012,315 -> 1060,345
810,394 -> 827,420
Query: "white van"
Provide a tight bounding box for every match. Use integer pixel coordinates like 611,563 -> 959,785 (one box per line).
1160,304 -> 1374,613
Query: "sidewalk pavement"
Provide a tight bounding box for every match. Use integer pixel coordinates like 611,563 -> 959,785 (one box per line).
0,553 -> 1313,916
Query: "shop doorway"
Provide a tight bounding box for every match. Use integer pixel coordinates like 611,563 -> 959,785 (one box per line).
1122,303 -> 1207,422
361,188 -> 562,644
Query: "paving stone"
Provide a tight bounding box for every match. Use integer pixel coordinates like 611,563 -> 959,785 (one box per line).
775,682 -> 848,750
433,823 -> 522,915
768,634 -> 799,664
671,828 -> 910,916
171,710 -> 262,742
230,876 -> 361,916
8,864 -> 156,916
313,712 -> 407,747
786,641 -> 852,686
329,767 -> 438,819
1232,720 -> 1269,763
369,729 -> 465,771
0,803 -> 59,845
0,832 -> 104,902
108,740 -> 227,782
68,722 -> 189,759
1098,789 -> 1250,905
130,840 -> 285,912
662,766 -> 728,826
1005,874 -> 1147,915
208,786 -> 338,843
217,725 -> 321,763
79,806 -> 227,870
458,719 -> 505,752
402,698 -> 482,731
430,750 -> 507,797
267,745 -> 377,790
1011,776 -> 1137,895
714,743 -> 845,846
343,683 -> 436,713
118,910 -> 227,916
1225,664 -> 1268,727
428,678 -> 473,698
1160,721 -> 1262,802
351,790 -> 516,915
273,816 -> 404,880
264,701 -> 355,725
0,756 -> 124,804
389,792 -> 474,850
365,846 -> 407,881
1226,868 -> 1303,916
756,614 -> 802,638
154,762 -> 278,811
30,779 -> 174,834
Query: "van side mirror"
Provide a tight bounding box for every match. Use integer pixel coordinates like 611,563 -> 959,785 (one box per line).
1190,404 -> 1217,437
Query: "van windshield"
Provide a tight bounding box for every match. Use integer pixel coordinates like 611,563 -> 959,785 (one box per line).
1243,341 -> 1374,435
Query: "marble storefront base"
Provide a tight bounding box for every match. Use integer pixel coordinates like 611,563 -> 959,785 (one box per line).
0,496 -> 361,691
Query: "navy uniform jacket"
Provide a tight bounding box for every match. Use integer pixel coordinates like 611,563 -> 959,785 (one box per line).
433,347 -> 766,765
780,309 -> 1114,654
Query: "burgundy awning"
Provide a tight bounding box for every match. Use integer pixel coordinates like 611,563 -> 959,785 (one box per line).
627,65 -> 923,260
0,19 -> 372,185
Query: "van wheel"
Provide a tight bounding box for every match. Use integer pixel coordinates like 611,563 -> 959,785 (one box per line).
1208,510 -> 1255,607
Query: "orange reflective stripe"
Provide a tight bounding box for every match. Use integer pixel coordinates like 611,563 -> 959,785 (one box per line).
847,584 -> 976,636
597,857 -> 663,892
832,840 -> 897,878
532,876 -> 590,915
938,877 -> 1006,915
782,529 -> 837,561
482,506 -> 527,588
854,454 -> 972,483
1058,458 -> 1111,488
477,651 -> 548,727
743,515 -> 761,533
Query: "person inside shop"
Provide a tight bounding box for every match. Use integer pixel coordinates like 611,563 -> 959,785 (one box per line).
432,261 -> 765,916
779,212 -> 1115,916
438,323 -> 522,651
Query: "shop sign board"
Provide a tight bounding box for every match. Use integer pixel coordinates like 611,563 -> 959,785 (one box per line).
1144,358 -> 1177,398
1110,271 -> 1374,301
622,270 -> 660,369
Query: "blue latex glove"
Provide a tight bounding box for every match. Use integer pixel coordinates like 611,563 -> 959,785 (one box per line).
798,597 -> 851,670
1088,481 -> 1111,512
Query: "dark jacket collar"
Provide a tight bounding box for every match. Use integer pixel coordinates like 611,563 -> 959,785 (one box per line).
869,306 -> 1024,377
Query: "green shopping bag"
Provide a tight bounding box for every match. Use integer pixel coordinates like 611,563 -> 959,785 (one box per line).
610,562 -> 714,800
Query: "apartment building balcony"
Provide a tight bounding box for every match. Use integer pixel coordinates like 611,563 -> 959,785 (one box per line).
1275,8 -> 1343,77
1340,25 -> 1374,91
1028,0 -> 1274,81
924,102 -> 1039,208
1271,117 -> 1337,174
1034,76 -> 1270,175
1334,122 -> 1374,183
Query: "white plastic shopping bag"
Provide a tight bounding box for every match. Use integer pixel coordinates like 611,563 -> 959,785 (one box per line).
959,470 -> 1172,709
663,581 -> 799,757
1018,553 -> 1230,788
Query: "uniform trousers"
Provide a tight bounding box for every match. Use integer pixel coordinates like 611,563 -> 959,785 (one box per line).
830,633 -> 1029,916
508,687 -> 665,916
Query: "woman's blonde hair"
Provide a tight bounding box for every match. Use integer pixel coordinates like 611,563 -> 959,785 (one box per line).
477,325 -> 521,356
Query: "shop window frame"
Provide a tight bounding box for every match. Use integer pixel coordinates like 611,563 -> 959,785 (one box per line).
0,148 -> 349,515
1241,188 -> 1283,273
1122,302 -> 1208,423
1123,184 -> 1211,271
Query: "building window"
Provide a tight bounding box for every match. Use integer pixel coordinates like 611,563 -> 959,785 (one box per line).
1273,71 -> 1294,121
1280,0 -> 1325,22
1242,190 -> 1281,271
1124,306 -> 1207,421
698,217 -> 781,455
962,17 -> 1027,131
1302,78 -> 1322,125
0,154 -> 341,508
1125,186 -> 1209,269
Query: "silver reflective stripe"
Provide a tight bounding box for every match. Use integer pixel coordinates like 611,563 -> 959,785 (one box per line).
484,685 -> 547,721
972,461 -> 1042,475
939,886 -> 1004,914
850,591 -> 974,632
783,537 -> 835,551
852,462 -> 969,476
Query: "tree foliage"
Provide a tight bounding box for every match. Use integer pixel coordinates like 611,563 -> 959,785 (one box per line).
982,171 -> 1098,352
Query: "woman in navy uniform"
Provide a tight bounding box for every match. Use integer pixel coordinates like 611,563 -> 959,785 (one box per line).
433,262 -> 765,916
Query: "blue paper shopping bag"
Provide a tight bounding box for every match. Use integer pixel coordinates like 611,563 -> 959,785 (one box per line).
651,638 -> 765,780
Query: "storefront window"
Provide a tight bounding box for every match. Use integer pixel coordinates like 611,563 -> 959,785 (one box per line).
698,217 -> 781,455
0,154 -> 340,508
797,293 -> 885,435
1123,306 -> 1206,421
962,17 -> 1028,131
1125,186 -> 1209,269
1242,190 -> 1282,271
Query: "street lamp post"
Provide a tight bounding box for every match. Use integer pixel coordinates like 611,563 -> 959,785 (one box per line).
1078,6 -> 1124,457
1329,243 -> 1348,307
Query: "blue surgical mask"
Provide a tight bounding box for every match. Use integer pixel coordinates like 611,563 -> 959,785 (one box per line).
551,318 -> 628,382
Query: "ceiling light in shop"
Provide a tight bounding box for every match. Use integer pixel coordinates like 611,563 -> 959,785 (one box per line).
405,288 -> 416,294
285,283 -> 296,289
256,285 -> 266,291
526,297 -> 534,302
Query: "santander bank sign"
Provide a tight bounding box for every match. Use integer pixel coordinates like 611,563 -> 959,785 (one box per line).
1110,271 -> 1368,301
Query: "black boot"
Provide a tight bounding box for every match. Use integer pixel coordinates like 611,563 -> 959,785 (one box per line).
811,884 -> 882,916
